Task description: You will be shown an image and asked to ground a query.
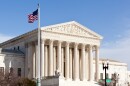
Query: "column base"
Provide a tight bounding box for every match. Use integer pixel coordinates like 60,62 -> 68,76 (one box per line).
65,78 -> 72,81
74,78 -> 80,81
89,79 -> 94,82
59,75 -> 65,79
41,76 -> 44,79
82,79 -> 88,82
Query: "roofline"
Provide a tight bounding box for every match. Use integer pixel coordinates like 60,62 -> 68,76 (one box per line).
74,21 -> 103,39
0,29 -> 37,47
98,58 -> 127,64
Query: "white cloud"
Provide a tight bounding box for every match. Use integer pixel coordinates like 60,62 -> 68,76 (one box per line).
100,29 -> 130,69
0,34 -> 14,43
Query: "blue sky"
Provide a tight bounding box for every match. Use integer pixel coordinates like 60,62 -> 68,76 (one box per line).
0,0 -> 130,69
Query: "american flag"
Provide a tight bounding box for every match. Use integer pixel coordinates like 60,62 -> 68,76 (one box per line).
28,9 -> 38,23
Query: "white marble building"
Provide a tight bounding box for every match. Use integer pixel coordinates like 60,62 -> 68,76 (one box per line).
97,58 -> 128,86
0,48 -> 24,77
0,21 -> 129,86
127,71 -> 130,85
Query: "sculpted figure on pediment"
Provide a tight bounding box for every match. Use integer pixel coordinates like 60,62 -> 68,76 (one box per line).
44,23 -> 100,39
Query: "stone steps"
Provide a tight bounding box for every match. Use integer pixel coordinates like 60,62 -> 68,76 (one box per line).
41,76 -> 100,86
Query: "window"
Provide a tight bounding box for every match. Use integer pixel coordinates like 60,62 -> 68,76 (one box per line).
18,68 -> 21,77
18,46 -> 20,50
0,67 -> 4,74
100,73 -> 103,79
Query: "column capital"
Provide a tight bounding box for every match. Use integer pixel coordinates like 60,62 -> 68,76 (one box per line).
41,39 -> 45,44
49,39 -> 53,44
81,44 -> 86,49
28,42 -> 34,47
57,40 -> 62,45
65,42 -> 70,46
74,42 -> 78,47
96,45 -> 100,49
88,44 -> 94,49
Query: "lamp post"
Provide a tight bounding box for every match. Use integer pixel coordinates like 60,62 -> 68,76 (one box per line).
102,59 -> 109,86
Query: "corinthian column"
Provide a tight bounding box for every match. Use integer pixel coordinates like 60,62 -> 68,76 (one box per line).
35,43 -> 38,78
85,49 -> 89,80
65,42 -> 69,79
69,48 -> 72,79
33,43 -> 36,78
49,39 -> 53,76
81,44 -> 86,81
57,41 -> 62,75
95,45 -> 99,81
89,45 -> 94,81
28,43 -> 33,79
53,47 -> 56,75
61,47 -> 64,77
25,43 -> 28,78
28,42 -> 35,79
74,43 -> 79,80
44,46 -> 48,76
41,40 -> 44,78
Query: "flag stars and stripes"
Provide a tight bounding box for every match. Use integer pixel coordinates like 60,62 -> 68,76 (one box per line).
28,9 -> 38,23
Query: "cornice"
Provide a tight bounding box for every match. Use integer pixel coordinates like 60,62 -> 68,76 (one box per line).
0,29 -> 38,48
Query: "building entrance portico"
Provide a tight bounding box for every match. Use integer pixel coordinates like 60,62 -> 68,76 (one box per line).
28,39 -> 100,82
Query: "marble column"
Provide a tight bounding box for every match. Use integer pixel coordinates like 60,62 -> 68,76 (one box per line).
74,43 -> 79,80
85,49 -> 89,80
95,46 -> 99,81
25,43 -> 28,78
33,44 -> 36,78
27,43 -> 32,79
35,43 -> 38,78
77,49 -> 82,80
81,44 -> 86,81
49,40 -> 53,76
57,41 -> 62,74
41,40 -> 44,78
72,49 -> 74,80
29,43 -> 35,79
53,47 -> 56,75
65,42 -> 69,79
61,48 -> 64,77
27,44 -> 31,78
89,45 -> 94,81
44,46 -> 48,76
69,48 -> 72,79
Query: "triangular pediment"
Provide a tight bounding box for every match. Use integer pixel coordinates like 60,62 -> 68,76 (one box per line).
41,21 -> 103,39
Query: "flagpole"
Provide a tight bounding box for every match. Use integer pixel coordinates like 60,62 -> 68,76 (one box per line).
37,3 -> 41,86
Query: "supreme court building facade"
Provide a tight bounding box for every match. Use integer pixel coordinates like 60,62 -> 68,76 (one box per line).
0,21 -> 103,86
